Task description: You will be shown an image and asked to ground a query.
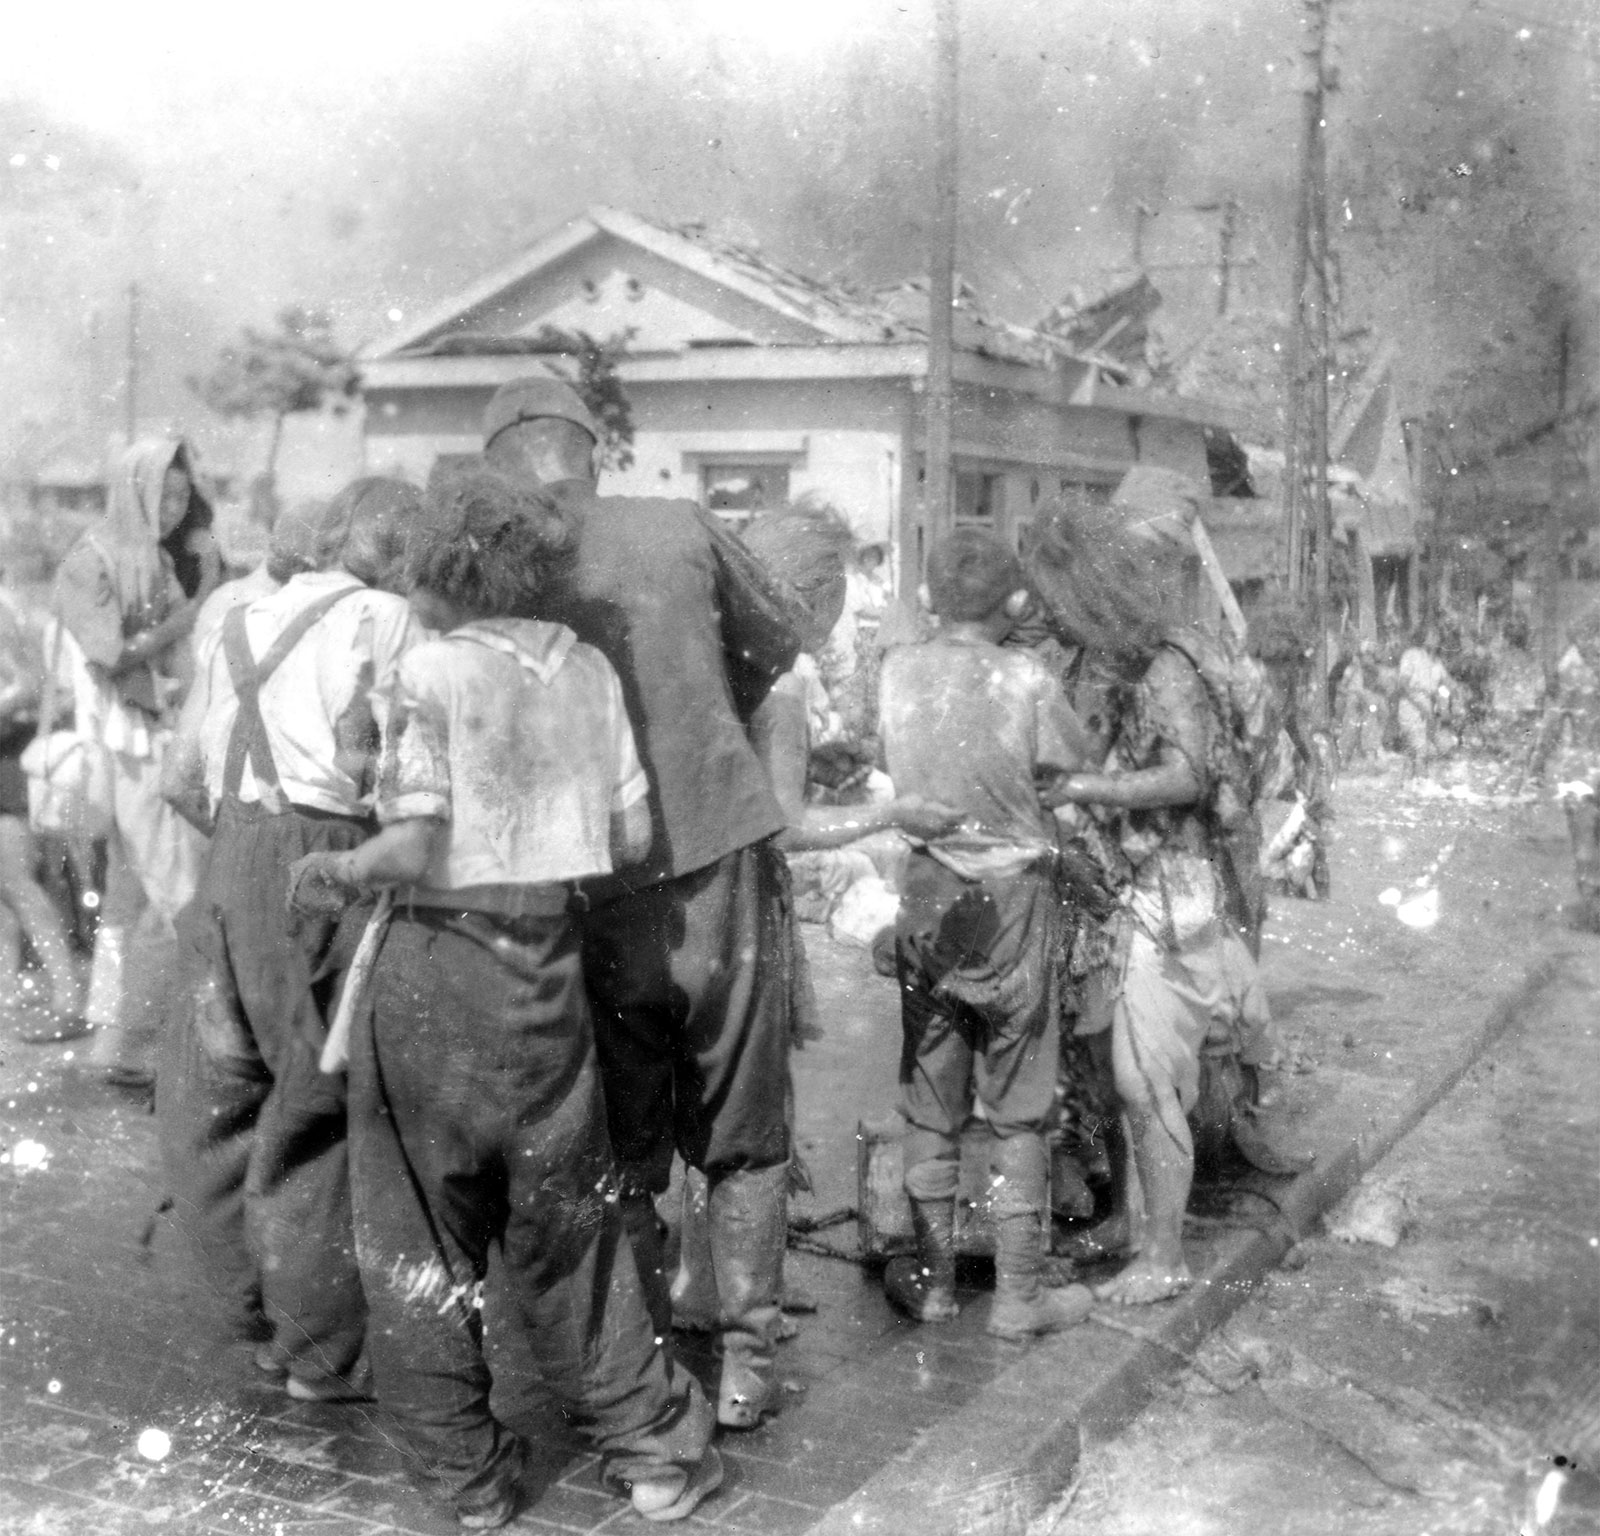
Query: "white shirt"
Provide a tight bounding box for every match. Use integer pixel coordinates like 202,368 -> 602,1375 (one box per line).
193,570 -> 421,815
376,618 -> 647,889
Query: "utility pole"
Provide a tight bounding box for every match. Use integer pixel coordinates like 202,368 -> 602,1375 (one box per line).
1217,199 -> 1238,317
923,0 -> 959,569
1284,0 -> 1335,723
124,281 -> 140,444
1542,322 -> 1572,683
1131,202 -> 1151,269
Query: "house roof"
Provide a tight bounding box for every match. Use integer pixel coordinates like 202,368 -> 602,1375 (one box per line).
365,205 -> 1071,369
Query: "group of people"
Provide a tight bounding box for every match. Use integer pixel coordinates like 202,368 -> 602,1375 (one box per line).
0,377 -> 1297,1528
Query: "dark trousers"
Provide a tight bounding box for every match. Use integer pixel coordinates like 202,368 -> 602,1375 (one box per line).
896,853 -> 1061,1152
157,798 -> 368,1385
348,909 -> 710,1513
577,840 -> 790,1193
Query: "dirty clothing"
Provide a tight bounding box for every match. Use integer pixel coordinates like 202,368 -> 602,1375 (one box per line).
880,637 -> 1091,882
161,575 -> 417,1382
536,480 -> 800,890
1075,648 -> 1274,1089
159,797 -> 370,1382
349,909 -> 712,1514
895,850 -> 1065,1147
353,616 -> 708,1512
378,619 -> 646,888
189,571 -> 419,815
578,840 -> 792,1192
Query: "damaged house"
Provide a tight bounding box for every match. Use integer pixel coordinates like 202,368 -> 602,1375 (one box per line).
357,206 -> 1248,585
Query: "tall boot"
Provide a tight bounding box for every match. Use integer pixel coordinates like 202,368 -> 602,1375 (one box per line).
883,1197 -> 959,1323
708,1163 -> 787,1430
619,1190 -> 672,1343
987,1133 -> 1092,1341
669,1168 -> 719,1334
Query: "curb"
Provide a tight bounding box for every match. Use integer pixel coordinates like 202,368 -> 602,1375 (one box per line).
802,951 -> 1566,1536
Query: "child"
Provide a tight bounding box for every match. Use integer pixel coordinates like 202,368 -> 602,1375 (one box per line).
876,528 -> 1095,1337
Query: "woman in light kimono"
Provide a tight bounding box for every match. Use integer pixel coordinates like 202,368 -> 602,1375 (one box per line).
52,438 -> 219,1085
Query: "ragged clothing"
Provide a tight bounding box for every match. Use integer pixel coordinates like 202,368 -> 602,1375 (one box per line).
375,618 -> 646,889
880,636 -> 1092,881
351,609 -> 710,1511
895,850 -> 1066,1143
1071,648 -> 1274,1081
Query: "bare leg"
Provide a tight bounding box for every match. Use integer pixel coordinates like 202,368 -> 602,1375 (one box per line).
1096,1086 -> 1193,1306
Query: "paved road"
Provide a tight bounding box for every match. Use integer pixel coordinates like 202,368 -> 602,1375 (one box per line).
1042,913 -> 1600,1536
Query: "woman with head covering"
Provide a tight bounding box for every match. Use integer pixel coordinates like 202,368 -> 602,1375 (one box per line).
49,438 -> 220,1084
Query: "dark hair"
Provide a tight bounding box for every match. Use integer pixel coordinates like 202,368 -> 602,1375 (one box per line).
407,466 -> 574,618
742,504 -> 855,648
926,527 -> 1023,622
271,477 -> 421,585
1023,494 -> 1170,670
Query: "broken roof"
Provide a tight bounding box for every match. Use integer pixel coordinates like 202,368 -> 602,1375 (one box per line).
368,205 -> 1074,369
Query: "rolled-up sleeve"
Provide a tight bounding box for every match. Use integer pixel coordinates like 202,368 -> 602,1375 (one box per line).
375,652 -> 451,825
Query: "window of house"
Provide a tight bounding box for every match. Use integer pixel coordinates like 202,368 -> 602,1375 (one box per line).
954,470 -> 1003,526
701,463 -> 791,529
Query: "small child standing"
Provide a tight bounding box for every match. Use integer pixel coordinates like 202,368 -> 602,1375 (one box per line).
877,528 -> 1094,1337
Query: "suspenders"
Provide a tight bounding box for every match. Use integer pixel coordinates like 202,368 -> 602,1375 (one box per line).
219,585 -> 362,811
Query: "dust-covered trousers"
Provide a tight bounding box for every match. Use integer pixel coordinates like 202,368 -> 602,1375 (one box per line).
576,841 -> 791,1193
157,797 -> 368,1387
894,851 -> 1063,1197
348,906 -> 711,1513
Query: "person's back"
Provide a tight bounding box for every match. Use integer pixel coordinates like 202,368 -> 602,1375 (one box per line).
880,529 -> 1093,1340
881,637 -> 1077,879
390,617 -> 643,890
540,482 -> 787,884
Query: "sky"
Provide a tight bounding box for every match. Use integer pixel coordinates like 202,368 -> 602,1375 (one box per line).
1,0 -> 1593,467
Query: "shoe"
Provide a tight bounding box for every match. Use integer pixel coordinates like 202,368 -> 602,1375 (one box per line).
628,1447 -> 724,1523
18,1015 -> 92,1045
883,1196 -> 959,1324
987,1277 -> 1093,1339
285,1371 -> 374,1403
986,1137 -> 1093,1340
253,1344 -> 288,1379
457,1488 -> 520,1530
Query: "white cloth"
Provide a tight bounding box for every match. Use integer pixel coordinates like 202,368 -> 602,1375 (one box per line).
191,564 -> 278,659
192,570 -> 420,815
377,618 -> 647,889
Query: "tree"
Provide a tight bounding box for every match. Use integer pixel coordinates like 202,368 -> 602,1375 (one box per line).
423,324 -> 637,471
189,307 -> 358,517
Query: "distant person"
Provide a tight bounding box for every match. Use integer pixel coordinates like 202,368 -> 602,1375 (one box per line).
1396,627 -> 1453,780
877,527 -> 1096,1336
0,585 -> 84,1032
52,438 -> 220,1087
483,376 -> 808,1430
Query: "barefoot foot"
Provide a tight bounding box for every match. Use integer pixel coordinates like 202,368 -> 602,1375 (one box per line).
1092,1257 -> 1192,1306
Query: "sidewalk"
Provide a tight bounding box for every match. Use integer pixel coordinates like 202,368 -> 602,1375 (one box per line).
0,771 -> 1580,1535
